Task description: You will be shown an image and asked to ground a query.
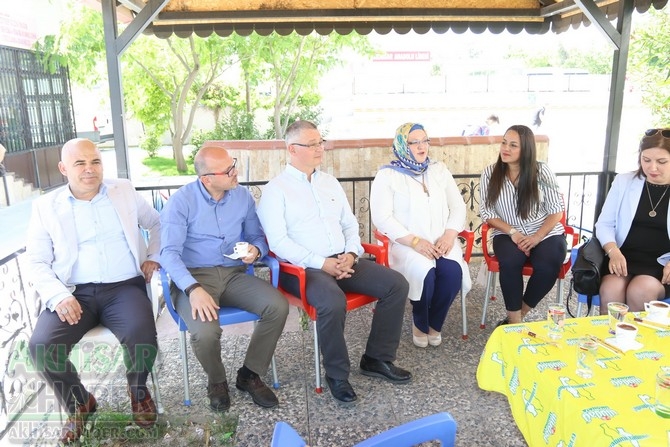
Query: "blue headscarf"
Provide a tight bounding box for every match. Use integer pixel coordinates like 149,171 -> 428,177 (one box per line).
381,123 -> 430,175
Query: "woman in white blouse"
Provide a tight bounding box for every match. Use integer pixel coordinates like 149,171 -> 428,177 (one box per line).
371,123 -> 471,348
479,124 -> 566,325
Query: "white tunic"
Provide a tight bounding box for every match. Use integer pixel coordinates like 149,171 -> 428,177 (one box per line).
370,162 -> 472,301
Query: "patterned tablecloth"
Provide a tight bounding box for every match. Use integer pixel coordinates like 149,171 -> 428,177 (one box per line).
476,315 -> 670,446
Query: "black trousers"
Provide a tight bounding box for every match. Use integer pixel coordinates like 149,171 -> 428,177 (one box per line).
493,234 -> 567,311
29,276 -> 157,414
280,258 -> 409,380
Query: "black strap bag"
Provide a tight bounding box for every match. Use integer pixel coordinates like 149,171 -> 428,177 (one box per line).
568,237 -> 607,316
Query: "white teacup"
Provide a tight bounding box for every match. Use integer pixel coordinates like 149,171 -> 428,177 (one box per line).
234,241 -> 249,257
644,300 -> 670,321
615,322 -> 638,345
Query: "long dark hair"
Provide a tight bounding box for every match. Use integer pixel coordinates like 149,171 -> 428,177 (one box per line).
486,125 -> 540,219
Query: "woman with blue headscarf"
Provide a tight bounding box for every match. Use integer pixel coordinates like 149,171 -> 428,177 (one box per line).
371,123 -> 471,348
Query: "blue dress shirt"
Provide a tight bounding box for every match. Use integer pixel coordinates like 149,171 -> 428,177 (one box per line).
160,180 -> 269,292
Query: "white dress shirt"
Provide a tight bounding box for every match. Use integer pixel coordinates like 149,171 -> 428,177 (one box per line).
257,164 -> 363,269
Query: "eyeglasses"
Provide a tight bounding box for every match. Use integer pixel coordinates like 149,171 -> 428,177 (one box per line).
407,138 -> 430,147
292,140 -> 326,150
201,158 -> 237,177
645,129 -> 670,138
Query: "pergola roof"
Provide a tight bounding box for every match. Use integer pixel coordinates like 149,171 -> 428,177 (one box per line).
117,0 -> 667,37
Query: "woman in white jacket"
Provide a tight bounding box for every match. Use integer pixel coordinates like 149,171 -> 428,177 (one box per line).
595,128 -> 670,313
371,123 -> 471,348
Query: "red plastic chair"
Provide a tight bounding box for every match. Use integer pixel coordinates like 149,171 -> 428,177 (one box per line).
479,215 -> 579,328
373,229 -> 474,340
275,243 -> 387,393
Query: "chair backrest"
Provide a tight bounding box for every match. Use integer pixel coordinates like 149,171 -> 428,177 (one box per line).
355,412 -> 457,447
274,243 -> 385,321
271,422 -> 307,447
270,413 -> 457,447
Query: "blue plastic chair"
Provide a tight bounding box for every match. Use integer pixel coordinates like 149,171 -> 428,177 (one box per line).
271,412 -> 457,447
160,255 -> 280,406
570,244 -> 601,317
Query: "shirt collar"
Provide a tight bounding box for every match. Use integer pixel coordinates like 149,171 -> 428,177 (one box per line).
196,178 -> 231,205
286,163 -> 319,182
66,183 -> 106,203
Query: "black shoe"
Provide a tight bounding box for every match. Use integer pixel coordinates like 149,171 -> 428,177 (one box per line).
359,354 -> 412,384
325,376 -> 357,404
208,381 -> 231,412
235,369 -> 279,408
496,317 -> 510,327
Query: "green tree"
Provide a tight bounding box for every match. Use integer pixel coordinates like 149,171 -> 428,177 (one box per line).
123,34 -> 237,172
235,33 -> 375,138
629,8 -> 670,126
35,2 -> 236,173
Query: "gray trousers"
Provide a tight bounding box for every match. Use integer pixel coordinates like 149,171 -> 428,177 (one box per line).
174,266 -> 288,384
280,258 -> 409,380
29,276 -> 157,414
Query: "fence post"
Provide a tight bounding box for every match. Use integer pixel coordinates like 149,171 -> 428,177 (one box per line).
0,163 -> 9,206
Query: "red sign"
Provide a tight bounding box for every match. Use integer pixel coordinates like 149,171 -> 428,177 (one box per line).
0,12 -> 38,49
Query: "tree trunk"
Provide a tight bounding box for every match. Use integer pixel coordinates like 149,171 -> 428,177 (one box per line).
173,138 -> 186,173
245,76 -> 251,114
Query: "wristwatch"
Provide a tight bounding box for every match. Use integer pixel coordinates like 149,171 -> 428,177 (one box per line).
508,228 -> 518,236
347,252 -> 359,265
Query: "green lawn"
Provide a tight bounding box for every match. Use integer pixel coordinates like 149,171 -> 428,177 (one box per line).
142,156 -> 196,176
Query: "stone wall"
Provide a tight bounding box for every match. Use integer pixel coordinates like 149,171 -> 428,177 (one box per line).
206,135 -> 549,244
208,135 -> 549,182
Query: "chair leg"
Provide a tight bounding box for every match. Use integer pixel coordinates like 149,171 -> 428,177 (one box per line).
460,290 -> 468,340
480,271 -> 495,329
150,367 -> 164,414
556,279 -> 564,306
312,322 -> 322,393
576,301 -> 584,317
179,330 -> 191,406
270,355 -> 279,389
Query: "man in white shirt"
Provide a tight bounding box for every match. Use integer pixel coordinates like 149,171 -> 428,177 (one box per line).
258,120 -> 411,405
26,138 -> 160,443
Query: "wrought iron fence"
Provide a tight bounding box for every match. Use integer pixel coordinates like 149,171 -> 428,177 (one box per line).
0,248 -> 43,440
0,45 -> 76,154
136,171 -> 601,249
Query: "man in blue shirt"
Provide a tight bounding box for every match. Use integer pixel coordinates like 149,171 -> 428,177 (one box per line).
27,138 -> 160,443
257,120 -> 412,405
160,145 -> 288,411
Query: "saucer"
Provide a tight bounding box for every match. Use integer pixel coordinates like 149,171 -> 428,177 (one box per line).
646,314 -> 670,325
224,252 -> 244,260
605,337 -> 643,352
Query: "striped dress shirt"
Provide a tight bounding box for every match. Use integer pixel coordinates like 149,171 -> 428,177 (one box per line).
479,162 -> 564,239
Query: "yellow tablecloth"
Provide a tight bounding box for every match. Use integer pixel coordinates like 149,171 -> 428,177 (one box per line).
476,315 -> 670,446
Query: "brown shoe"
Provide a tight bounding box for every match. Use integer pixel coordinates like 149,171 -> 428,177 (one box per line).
60,393 -> 97,444
207,381 -> 231,412
127,386 -> 157,428
235,368 -> 278,408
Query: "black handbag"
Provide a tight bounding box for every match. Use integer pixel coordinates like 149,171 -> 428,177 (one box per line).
569,236 -> 607,316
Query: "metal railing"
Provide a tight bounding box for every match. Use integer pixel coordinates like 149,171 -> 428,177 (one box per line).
136,171 -> 601,248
